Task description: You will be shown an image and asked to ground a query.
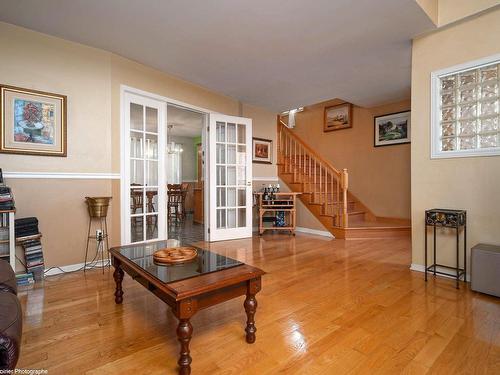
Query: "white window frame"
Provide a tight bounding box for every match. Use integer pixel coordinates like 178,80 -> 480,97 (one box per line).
431,53 -> 500,159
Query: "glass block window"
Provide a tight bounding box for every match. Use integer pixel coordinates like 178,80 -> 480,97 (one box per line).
432,56 -> 500,158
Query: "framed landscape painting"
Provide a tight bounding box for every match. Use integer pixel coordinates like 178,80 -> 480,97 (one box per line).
324,103 -> 352,132
374,111 -> 411,147
0,85 -> 67,156
252,137 -> 272,164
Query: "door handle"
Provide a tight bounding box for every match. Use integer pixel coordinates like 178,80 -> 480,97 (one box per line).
247,181 -> 252,186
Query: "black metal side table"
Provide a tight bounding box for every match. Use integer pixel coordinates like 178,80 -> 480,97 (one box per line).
425,209 -> 467,289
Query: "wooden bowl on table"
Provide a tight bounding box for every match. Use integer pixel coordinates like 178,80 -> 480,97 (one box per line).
153,246 -> 198,265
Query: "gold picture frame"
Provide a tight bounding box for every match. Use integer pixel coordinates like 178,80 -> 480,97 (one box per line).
0,84 -> 67,156
252,137 -> 272,164
324,103 -> 352,132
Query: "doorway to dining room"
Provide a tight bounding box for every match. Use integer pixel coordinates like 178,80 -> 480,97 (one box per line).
121,86 -> 253,245
165,104 -> 206,244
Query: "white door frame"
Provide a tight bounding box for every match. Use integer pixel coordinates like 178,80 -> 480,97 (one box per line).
120,85 -> 214,244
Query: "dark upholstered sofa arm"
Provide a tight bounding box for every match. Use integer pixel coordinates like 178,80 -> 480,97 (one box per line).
0,290 -> 22,370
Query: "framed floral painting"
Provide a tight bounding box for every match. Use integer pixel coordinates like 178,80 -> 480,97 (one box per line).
0,84 -> 67,156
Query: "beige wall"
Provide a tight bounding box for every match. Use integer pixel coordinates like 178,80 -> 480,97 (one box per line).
9,179 -> 112,268
0,22 -> 112,173
242,103 -> 278,178
411,7 -> 500,268
290,99 -> 412,219
170,135 -> 197,181
415,0 -> 500,26
438,0 -> 500,26
416,0 -> 438,25
0,22 -> 278,268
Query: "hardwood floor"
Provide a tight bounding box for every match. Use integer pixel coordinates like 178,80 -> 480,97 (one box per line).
17,234 -> 500,374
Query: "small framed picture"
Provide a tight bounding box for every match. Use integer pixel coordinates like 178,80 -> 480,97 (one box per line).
324,103 -> 352,132
0,84 -> 67,156
252,137 -> 272,164
374,111 -> 411,147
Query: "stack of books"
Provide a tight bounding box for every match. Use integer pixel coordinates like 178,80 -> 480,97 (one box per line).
0,186 -> 14,210
21,238 -> 44,281
16,272 -> 35,286
15,217 -> 39,238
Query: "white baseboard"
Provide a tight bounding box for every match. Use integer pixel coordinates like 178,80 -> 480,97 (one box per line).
410,263 -> 470,281
252,176 -> 279,181
44,260 -> 110,276
252,226 -> 333,238
296,226 -> 334,238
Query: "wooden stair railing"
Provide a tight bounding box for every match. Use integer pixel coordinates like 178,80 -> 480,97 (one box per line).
277,117 -> 349,228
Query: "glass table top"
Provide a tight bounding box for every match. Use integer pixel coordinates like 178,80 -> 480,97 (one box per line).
114,239 -> 243,284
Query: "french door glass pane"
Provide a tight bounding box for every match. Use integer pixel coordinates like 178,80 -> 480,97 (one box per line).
237,145 -> 246,164
227,145 -> 236,164
130,103 -> 143,130
145,188 -> 158,213
227,166 -> 236,185
130,160 -> 144,185
237,166 -> 246,186
227,188 -> 236,207
146,215 -> 158,240
216,122 -> 225,142
238,208 -> 246,227
227,123 -> 236,143
216,144 -> 225,163
238,189 -> 246,206
227,208 -> 236,228
217,187 -> 226,207
130,133 -> 144,158
145,133 -> 158,160
237,124 -> 246,144
130,187 -> 144,215
145,107 -> 158,133
217,166 -> 226,185
146,160 -> 158,186
217,209 -> 226,228
131,218 -> 144,243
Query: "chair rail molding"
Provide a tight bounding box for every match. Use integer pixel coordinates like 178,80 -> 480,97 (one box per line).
3,171 -> 120,179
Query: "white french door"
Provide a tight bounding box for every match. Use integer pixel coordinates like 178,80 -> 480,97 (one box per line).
209,114 -> 252,241
122,92 -> 166,244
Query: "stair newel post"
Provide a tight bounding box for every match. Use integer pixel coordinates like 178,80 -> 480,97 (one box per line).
342,168 -> 349,228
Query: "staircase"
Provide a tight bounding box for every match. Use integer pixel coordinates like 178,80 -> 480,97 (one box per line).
277,118 -> 410,239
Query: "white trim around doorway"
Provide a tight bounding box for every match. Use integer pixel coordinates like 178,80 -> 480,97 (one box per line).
120,85 -> 213,244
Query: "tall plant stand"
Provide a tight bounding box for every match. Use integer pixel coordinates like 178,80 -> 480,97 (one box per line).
424,208 -> 467,289
84,197 -> 112,272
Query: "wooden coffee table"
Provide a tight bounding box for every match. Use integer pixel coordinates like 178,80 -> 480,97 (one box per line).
109,240 -> 265,375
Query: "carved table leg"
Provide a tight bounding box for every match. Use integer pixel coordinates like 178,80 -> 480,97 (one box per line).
244,293 -> 258,344
113,262 -> 124,304
177,319 -> 193,375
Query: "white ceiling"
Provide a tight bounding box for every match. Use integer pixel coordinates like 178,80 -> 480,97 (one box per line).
0,0 -> 435,111
167,105 -> 203,138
